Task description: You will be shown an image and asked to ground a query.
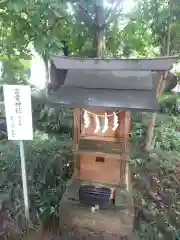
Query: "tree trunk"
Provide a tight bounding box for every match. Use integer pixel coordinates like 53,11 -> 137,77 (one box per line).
96,29 -> 105,57
42,53 -> 49,96
145,1 -> 172,152
95,0 -> 105,58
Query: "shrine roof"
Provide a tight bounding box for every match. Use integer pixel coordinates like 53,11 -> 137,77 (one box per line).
47,87 -> 159,111
48,56 -> 178,111
51,56 -> 178,71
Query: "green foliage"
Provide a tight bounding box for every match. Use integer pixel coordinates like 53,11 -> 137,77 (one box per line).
31,100 -> 73,135
26,0 -> 71,57
26,133 -> 73,223
0,132 -> 73,234
69,20 -> 96,57
0,0 -> 72,86
0,58 -> 31,84
159,93 -> 180,115
131,93 -> 180,239
109,0 -> 180,57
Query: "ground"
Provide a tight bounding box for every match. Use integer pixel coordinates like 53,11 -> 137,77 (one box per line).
25,176 -> 135,240
26,227 -> 135,240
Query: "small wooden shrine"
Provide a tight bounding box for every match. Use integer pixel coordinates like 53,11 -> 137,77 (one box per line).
48,56 -> 177,236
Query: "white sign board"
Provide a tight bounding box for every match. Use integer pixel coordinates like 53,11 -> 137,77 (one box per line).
3,85 -> 33,140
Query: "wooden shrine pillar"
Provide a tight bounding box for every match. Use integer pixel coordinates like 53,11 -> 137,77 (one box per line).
73,109 -> 81,179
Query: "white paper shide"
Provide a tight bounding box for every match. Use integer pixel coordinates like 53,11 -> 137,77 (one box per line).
3,85 -> 33,140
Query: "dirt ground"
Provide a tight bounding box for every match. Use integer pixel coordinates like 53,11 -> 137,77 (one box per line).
25,226 -> 135,240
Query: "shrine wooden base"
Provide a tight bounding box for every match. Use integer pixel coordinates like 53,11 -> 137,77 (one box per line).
58,178 -> 134,239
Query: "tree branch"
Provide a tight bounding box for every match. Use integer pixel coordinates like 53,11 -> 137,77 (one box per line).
76,0 -> 96,27
105,0 -> 123,25
105,1 -> 117,21
53,11 -> 67,20
46,16 -> 66,33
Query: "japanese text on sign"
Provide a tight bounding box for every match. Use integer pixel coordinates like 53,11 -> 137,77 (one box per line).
3,85 -> 33,140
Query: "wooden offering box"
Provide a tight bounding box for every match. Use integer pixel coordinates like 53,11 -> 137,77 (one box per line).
79,154 -> 126,185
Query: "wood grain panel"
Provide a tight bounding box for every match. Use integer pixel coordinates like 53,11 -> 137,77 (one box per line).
79,154 -> 126,186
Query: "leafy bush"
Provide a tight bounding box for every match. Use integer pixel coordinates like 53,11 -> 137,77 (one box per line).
131,93 -> 180,239
32,103 -> 73,136
26,133 -> 73,223
159,92 -> 180,115
0,132 -> 73,236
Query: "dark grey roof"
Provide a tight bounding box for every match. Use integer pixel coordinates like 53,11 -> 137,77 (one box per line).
51,56 -> 178,71
47,87 -> 159,111
64,70 -> 155,90
50,67 -> 159,91
48,56 -> 178,111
